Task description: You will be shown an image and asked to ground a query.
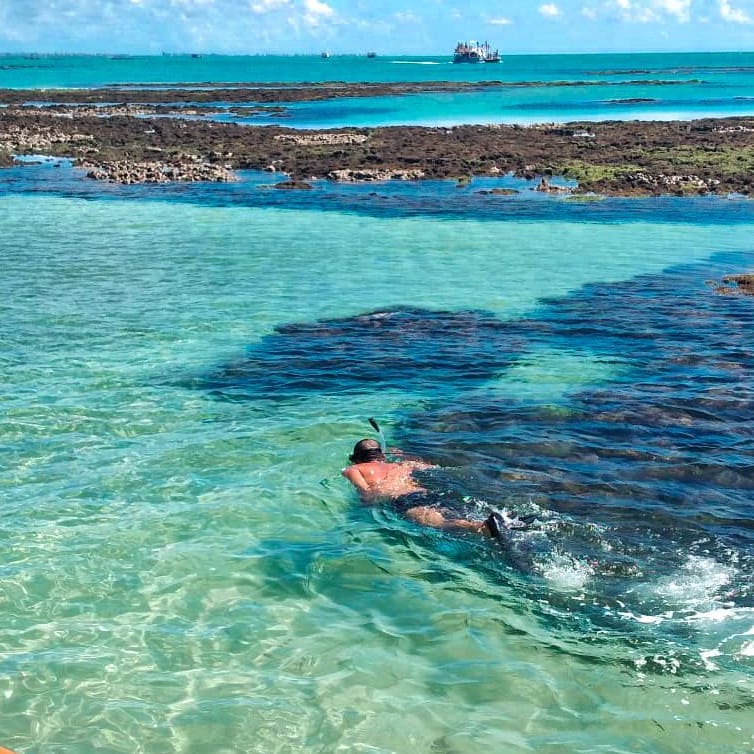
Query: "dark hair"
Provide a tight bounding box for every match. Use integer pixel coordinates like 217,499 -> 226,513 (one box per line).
349,439 -> 385,464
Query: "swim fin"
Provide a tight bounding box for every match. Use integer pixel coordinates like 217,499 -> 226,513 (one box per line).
485,509 -> 536,538
484,511 -> 506,538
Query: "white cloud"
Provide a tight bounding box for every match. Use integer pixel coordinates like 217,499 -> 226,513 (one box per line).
587,0 -> 694,23
170,0 -> 216,7
539,3 -> 561,17
250,0 -> 291,14
303,0 -> 333,20
2,0 -> 753,55
614,1 -> 660,23
655,0 -> 691,22
719,0 -> 753,23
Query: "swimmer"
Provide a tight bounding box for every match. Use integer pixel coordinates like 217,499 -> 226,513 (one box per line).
342,438 -> 501,536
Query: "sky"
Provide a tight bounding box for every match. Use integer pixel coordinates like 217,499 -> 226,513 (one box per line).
1,0 -> 754,55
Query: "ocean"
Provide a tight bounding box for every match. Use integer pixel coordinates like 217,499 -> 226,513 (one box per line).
1,53 -> 754,754
4,50 -> 754,125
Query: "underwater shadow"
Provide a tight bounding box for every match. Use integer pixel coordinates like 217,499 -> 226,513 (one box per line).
199,307 -> 522,400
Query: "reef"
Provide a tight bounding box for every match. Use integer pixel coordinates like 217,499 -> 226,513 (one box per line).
2,82 -> 754,195
707,272 -> 754,295
196,254 -> 754,588
201,308 -> 517,400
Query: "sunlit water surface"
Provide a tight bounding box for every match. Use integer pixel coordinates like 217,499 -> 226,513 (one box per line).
3,51 -> 754,126
2,167 -> 754,753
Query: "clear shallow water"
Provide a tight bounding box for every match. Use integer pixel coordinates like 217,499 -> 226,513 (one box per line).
3,51 -> 754,126
2,166 -> 754,753
3,49 -> 754,754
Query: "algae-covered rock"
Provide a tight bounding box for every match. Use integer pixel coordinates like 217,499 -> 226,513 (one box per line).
708,272 -> 754,295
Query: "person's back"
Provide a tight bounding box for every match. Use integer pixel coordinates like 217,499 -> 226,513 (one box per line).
342,456 -> 425,500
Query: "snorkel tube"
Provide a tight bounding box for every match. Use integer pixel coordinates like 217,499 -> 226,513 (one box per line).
368,417 -> 387,455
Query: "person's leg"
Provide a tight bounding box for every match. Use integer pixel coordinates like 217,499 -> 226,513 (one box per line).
404,505 -> 491,535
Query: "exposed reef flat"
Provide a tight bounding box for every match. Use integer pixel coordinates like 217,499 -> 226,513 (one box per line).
0,78 -> 697,106
2,82 -> 754,195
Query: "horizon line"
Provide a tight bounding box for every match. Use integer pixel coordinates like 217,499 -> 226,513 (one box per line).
1,47 -> 753,58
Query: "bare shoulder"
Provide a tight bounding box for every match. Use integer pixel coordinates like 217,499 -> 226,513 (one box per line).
342,465 -> 370,491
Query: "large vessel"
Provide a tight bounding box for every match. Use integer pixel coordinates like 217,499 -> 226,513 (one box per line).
453,40 -> 500,63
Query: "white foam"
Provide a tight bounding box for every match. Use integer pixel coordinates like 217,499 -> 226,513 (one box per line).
618,611 -> 666,625
651,555 -> 734,611
688,607 -> 740,624
739,641 -> 754,657
700,648 -> 722,670
539,550 -> 594,590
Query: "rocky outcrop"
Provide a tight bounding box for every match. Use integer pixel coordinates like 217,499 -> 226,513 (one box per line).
82,159 -> 236,183
623,172 -> 720,195
534,177 -> 571,194
0,123 -> 94,152
273,179 -> 313,190
476,188 -> 519,196
275,132 -> 368,145
327,167 -> 425,182
707,273 -> 754,296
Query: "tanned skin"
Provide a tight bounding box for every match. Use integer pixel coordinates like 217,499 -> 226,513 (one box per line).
343,443 -> 489,534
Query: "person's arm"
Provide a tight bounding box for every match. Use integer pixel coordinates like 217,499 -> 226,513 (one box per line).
387,448 -> 435,471
342,466 -> 371,492
401,460 -> 434,471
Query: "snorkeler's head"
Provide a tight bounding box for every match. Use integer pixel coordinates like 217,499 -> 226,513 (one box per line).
349,439 -> 385,464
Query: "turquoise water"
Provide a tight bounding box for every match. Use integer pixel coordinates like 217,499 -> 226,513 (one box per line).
2,53 -> 754,754
2,178 -> 754,752
3,51 -> 754,87
3,51 -> 754,125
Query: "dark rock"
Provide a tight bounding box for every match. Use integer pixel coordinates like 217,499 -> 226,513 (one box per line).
274,179 -> 313,190
708,272 -> 754,295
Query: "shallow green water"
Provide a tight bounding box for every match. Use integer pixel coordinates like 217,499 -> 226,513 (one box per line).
2,194 -> 754,753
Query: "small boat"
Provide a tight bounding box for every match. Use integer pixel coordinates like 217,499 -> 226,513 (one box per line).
453,40 -> 500,63
321,51 -> 331,59
366,51 -> 377,58
483,44 -> 501,63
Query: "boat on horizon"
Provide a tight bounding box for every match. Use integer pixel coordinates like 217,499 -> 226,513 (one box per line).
453,40 -> 500,63
321,51 -> 330,59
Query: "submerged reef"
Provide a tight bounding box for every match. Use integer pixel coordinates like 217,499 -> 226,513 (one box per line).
198,255 -> 754,610
201,308 -> 519,400
2,82 -> 754,195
